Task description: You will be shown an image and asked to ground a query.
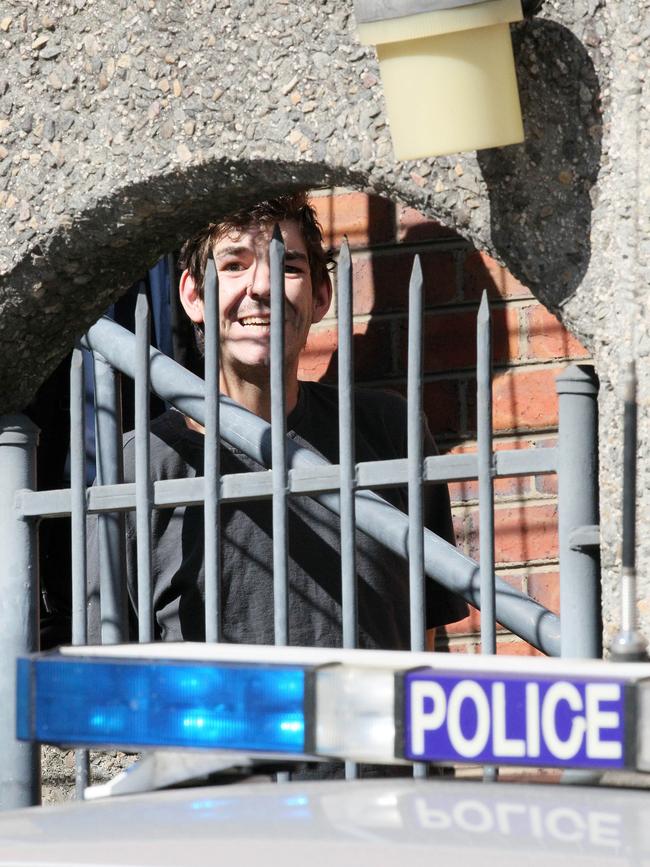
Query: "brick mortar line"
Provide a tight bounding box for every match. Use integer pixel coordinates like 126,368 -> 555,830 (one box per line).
437,433 -> 559,447
444,632 -> 548,646
446,633 -> 513,644
446,628 -> 557,641
450,492 -> 559,507
493,559 -> 560,569
355,359 -> 593,385
340,238 -> 472,256
320,298 -> 557,323
446,431 -> 559,446
495,564 -> 562,576
451,497 -> 558,511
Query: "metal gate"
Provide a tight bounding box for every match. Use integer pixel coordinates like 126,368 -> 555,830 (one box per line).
0,237 -> 600,809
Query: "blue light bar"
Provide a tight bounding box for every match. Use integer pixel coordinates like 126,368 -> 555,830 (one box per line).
18,655 -> 307,753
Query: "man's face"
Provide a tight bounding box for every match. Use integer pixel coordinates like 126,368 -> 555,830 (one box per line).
206,219 -> 330,381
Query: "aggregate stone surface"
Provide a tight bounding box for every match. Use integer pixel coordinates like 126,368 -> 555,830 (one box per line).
41,747 -> 138,804
0,1 -> 648,661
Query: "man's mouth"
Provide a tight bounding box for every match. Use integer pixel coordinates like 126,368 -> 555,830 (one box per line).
238,316 -> 271,327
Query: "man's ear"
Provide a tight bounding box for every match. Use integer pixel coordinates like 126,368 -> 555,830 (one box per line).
179,270 -> 205,324
311,273 -> 332,325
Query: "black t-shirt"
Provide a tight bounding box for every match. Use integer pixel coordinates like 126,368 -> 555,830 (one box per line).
89,382 -> 467,647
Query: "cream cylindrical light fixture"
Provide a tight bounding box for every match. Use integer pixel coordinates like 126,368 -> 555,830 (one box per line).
355,0 -> 525,159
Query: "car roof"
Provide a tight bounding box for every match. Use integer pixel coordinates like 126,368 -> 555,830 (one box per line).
0,776 -> 646,867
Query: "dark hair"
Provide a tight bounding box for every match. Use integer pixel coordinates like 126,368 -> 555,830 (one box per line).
178,192 -> 332,299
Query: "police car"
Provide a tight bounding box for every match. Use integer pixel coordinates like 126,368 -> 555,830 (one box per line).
2,641 -> 650,865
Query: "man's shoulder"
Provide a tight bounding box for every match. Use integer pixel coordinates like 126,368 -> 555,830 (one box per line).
123,408 -> 187,448
303,381 -> 407,418
123,409 -> 201,480
300,381 -> 409,460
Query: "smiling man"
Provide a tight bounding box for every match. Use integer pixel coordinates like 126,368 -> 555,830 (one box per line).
178,203 -> 331,422
89,193 -> 467,650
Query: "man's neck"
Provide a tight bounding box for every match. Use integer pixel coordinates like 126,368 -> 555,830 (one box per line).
185,370 -> 300,434
220,374 -> 300,423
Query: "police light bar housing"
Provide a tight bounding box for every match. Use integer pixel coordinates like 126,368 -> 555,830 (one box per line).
18,655 -> 311,756
15,644 -> 650,774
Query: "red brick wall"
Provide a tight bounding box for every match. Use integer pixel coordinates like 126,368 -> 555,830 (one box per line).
300,189 -> 591,656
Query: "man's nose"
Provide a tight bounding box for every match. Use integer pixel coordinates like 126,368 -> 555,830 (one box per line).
247,260 -> 271,299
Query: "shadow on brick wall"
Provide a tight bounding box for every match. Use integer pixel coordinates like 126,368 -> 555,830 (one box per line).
315,212 -> 522,450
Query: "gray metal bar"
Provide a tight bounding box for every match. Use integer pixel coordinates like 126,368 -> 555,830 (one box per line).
70,346 -> 88,646
82,317 -> 561,655
338,241 -> 358,651
20,447 -> 560,518
477,292 -> 497,784
70,346 -> 90,797
203,259 -> 221,643
477,292 -> 496,656
407,256 -> 426,653
493,448 -> 557,478
337,241 -> 358,782
135,288 -> 153,643
407,256 -> 428,783
0,415 -> 40,810
93,352 -> 128,644
270,225 -> 289,646
557,365 -> 600,658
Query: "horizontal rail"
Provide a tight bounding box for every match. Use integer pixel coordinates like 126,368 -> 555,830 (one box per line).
17,448 -> 558,518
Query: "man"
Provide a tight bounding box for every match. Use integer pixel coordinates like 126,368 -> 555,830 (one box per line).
90,192 -> 467,647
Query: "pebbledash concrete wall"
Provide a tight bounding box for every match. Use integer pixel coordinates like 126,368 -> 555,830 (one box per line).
0,0 -> 647,655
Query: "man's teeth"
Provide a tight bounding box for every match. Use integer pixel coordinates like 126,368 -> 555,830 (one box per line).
240,317 -> 270,326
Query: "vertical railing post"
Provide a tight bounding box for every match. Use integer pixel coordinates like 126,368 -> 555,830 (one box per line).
477,292 -> 497,783
270,226 -> 289,648
93,352 -> 128,644
338,241 -> 357,652
477,292 -> 496,656
70,347 -> 90,796
204,258 -> 221,643
407,256 -> 426,653
0,414 -> 40,809
337,241 -> 358,783
557,364 -> 600,658
135,289 -> 153,643
407,256 -> 427,782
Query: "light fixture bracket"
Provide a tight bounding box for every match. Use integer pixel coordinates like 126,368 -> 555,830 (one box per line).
354,0 -> 525,159
355,0 -> 496,24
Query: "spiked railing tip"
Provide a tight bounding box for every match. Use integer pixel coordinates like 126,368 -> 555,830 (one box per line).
339,236 -> 351,268
135,284 -> 149,320
408,253 -> 423,290
478,289 -> 490,322
204,257 -> 217,293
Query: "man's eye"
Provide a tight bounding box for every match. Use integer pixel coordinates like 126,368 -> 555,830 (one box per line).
285,264 -> 303,274
222,262 -> 245,272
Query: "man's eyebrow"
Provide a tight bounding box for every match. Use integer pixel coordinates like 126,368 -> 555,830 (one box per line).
284,249 -> 309,263
213,244 -> 308,263
214,245 -> 250,259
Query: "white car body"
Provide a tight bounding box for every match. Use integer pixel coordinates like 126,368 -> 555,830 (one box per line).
0,776 -> 648,867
